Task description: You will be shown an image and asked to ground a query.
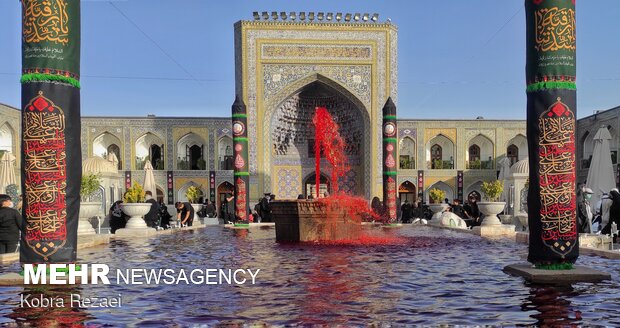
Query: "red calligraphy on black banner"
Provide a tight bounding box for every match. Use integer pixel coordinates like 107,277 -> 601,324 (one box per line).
23,91 -> 67,260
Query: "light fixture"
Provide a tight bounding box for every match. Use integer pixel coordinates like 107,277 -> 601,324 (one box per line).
344,13 -> 351,22
317,12 -> 324,21
290,12 -> 296,21
308,12 -> 315,21
299,12 -> 306,20
371,13 -> 379,22
262,12 -> 269,20
271,11 -> 278,20
326,13 -> 333,21
353,13 -> 361,21
280,12 -> 287,20
336,12 -> 342,21
362,13 -> 369,22
253,12 -> 260,20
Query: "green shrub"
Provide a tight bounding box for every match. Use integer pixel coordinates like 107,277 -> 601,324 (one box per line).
124,182 -> 146,203
481,180 -> 504,202
186,185 -> 202,203
80,173 -> 101,201
429,188 -> 446,204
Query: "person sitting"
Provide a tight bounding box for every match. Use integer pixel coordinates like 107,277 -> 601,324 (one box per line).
109,200 -> 127,233
0,194 -> 21,254
144,191 -> 160,228
204,199 -> 217,218
451,199 -> 465,219
158,201 -> 172,229
401,200 -> 413,223
463,196 -> 480,228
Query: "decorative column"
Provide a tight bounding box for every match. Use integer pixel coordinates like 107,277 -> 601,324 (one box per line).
20,0 -> 81,263
525,0 -> 578,266
382,97 -> 397,223
232,96 -> 249,226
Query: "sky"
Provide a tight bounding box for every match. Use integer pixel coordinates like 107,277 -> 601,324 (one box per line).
1,0 -> 620,120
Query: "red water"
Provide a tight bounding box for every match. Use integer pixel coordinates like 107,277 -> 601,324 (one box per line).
312,107 -> 397,244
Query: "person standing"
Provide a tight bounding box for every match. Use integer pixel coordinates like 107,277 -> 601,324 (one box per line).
577,188 -> 593,233
144,191 -> 160,228
0,194 -> 21,253
260,193 -> 272,222
176,201 -> 194,227
602,189 -> 620,242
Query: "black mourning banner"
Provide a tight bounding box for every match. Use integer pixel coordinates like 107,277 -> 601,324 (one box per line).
526,88 -> 578,264
20,82 -> 81,263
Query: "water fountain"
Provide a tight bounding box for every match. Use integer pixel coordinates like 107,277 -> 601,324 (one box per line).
271,107 -> 377,242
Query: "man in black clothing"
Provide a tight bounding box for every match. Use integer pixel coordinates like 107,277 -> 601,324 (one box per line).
0,194 -> 21,253
144,191 -> 160,228
463,196 -> 480,227
176,202 -> 195,227
259,193 -> 272,222
401,200 -> 413,223
451,199 -> 465,219
204,199 -> 216,218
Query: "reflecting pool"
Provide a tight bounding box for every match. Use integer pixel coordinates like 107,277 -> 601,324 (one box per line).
1,226 -> 619,326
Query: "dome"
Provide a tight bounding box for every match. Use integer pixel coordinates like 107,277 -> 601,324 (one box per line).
82,156 -> 118,174
511,157 -> 529,174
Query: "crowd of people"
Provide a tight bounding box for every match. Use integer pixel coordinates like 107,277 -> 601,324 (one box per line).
397,196 -> 483,228
578,187 -> 620,242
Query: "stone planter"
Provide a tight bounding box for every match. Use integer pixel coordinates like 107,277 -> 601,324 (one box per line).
78,202 -> 101,235
271,200 -> 361,242
499,214 -> 513,224
478,202 -> 506,226
515,213 -> 528,231
429,203 -> 450,215
120,203 -> 152,229
191,204 -> 202,225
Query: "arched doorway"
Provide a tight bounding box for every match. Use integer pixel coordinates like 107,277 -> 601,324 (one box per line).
188,145 -> 203,170
266,79 -> 370,197
303,173 -> 330,198
217,181 -> 234,218
507,144 -> 519,166
156,187 -> 165,204
398,180 -> 416,204
107,144 -> 122,169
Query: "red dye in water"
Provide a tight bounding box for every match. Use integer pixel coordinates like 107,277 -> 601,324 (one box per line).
312,107 -> 384,228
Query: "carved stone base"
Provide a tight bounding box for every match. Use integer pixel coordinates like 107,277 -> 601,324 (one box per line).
271,200 -> 362,242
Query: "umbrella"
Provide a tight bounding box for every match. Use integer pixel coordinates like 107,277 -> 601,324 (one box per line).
586,125 -> 616,228
143,161 -> 157,199
0,152 -> 16,194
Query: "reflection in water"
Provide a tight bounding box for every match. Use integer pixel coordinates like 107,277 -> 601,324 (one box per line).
522,284 -> 581,327
8,286 -> 91,327
0,226 -> 618,326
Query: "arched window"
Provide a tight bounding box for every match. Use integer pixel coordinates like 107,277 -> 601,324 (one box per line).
107,144 -> 122,169
218,137 -> 233,170
150,144 -> 164,170
507,144 -> 519,166
431,144 -> 442,169
135,133 -> 164,170
469,145 -> 480,162
399,137 -> 415,169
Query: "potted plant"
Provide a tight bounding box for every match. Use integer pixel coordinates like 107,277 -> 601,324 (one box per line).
120,182 -> 152,229
186,185 -> 203,225
428,188 -> 449,217
79,173 -> 102,234
478,180 -> 505,226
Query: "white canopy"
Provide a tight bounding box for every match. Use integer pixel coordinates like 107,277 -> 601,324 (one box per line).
0,152 -> 16,194
143,161 -> 157,199
586,125 -> 616,208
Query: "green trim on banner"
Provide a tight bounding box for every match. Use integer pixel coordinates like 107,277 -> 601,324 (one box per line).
233,137 -> 249,142
21,73 -> 81,88
232,113 -> 247,118
383,115 -> 397,119
383,171 -> 397,176
383,138 -> 398,143
234,172 -> 250,176
534,263 -> 574,270
233,223 -> 250,228
526,81 -> 576,93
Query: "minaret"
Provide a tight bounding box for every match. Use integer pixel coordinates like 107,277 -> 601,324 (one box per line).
232,95 -> 250,226
382,97 -> 398,223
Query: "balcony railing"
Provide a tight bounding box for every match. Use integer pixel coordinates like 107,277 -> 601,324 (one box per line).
399,158 -> 415,170
466,160 -> 494,169
429,160 -> 454,170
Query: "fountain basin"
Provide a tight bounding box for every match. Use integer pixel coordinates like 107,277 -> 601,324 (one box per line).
271,200 -> 362,242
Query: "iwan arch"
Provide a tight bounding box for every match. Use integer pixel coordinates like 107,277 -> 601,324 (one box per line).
235,20 -> 397,198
